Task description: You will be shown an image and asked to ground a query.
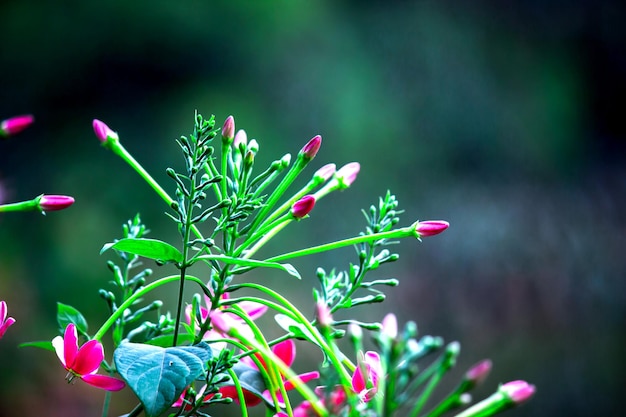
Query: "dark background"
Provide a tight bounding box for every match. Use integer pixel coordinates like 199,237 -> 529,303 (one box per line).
1,1 -> 625,416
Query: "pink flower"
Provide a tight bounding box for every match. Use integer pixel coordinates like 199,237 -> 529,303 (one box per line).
222,339 -> 319,407
1,114 -> 34,137
352,351 -> 383,402
0,301 -> 16,339
291,195 -> 316,219
222,115 -> 235,142
37,195 -> 75,212
233,129 -> 248,149
414,220 -> 449,237
500,380 -> 535,405
335,162 -> 360,188
300,135 -> 322,160
187,293 -> 267,342
52,323 -> 125,391
92,119 -> 118,144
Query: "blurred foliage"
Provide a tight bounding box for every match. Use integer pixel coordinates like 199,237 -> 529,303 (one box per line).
1,1 -> 625,416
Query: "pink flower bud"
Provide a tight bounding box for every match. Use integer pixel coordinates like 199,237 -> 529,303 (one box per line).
92,119 -> 118,144
1,114 -> 34,137
415,220 -> 449,237
465,359 -> 492,387
222,115 -> 235,142
316,301 -> 333,327
500,380 -> 535,405
38,195 -> 75,212
381,313 -> 398,340
313,163 -> 336,182
335,162 -> 360,188
300,135 -> 322,160
291,195 -> 316,219
233,129 -> 248,149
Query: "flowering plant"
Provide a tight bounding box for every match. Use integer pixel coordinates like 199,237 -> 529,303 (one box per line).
1,112 -> 534,417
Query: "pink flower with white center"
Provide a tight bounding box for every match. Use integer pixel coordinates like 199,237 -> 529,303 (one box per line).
52,323 -> 125,391
220,339 -> 320,407
414,220 -> 449,237
0,301 -> 16,339
1,114 -> 34,137
37,195 -> 75,212
352,351 -> 383,402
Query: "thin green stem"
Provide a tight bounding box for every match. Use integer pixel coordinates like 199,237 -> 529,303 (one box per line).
452,392 -> 509,417
227,367 -> 249,417
93,274 -> 208,342
264,225 -> 416,263
0,199 -> 38,212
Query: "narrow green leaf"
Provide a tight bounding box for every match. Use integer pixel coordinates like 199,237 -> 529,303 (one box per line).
274,314 -> 320,347
114,342 -> 212,417
196,255 -> 301,279
56,302 -> 88,335
19,341 -> 54,351
101,238 -> 183,264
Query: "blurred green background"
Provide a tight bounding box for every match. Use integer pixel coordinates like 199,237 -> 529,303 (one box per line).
1,1 -> 625,416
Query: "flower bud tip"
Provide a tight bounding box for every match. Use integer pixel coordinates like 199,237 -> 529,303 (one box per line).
222,115 -> 235,142
92,119 -> 118,144
1,114 -> 34,137
415,220 -> 449,237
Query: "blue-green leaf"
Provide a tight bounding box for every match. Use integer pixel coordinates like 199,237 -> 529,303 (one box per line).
114,342 -> 212,417
101,238 -> 183,264
56,302 -> 88,335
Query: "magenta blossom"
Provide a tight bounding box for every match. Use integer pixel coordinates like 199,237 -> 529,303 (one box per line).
414,220 -> 449,237
52,323 -> 125,391
0,301 -> 16,339
1,114 -> 34,137
37,195 -> 75,212
352,351 -> 383,402
221,339 -> 320,407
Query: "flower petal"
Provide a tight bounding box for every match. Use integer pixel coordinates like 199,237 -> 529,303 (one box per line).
63,324 -> 79,370
51,336 -> 66,367
72,339 -> 104,376
238,301 -> 268,320
218,386 -> 262,406
272,339 -> 296,367
0,301 -> 6,322
81,373 -> 126,391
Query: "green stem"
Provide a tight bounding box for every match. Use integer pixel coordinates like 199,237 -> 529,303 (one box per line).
93,275 -> 209,342
264,225 -> 416,263
241,217 -> 292,259
227,367 -> 249,417
452,392 -> 511,417
409,368 -> 445,417
0,199 -> 39,212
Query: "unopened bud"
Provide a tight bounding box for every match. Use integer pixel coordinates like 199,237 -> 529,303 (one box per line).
233,129 -> 247,149
414,220 -> 449,237
291,195 -> 316,219
92,119 -> 119,145
1,114 -> 34,137
221,115 -> 235,143
300,135 -> 322,160
464,359 -> 492,389
313,163 -> 336,182
37,195 -> 75,212
500,380 -> 535,405
335,162 -> 360,188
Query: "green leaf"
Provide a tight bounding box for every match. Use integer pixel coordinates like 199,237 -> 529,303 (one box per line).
196,255 -> 301,279
101,238 -> 183,264
114,342 -> 212,417
274,314 -> 321,347
19,341 -> 54,351
145,333 -> 194,348
56,302 -> 88,335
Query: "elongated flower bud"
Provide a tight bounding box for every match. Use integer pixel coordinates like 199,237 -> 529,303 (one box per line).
415,220 -> 449,237
37,195 -> 75,212
233,129 -> 247,149
92,119 -> 119,145
300,135 -> 322,160
1,114 -> 34,137
464,359 -> 492,389
313,163 -> 336,182
222,115 -> 235,143
500,380 -> 535,405
335,162 -> 360,188
291,195 -> 316,219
